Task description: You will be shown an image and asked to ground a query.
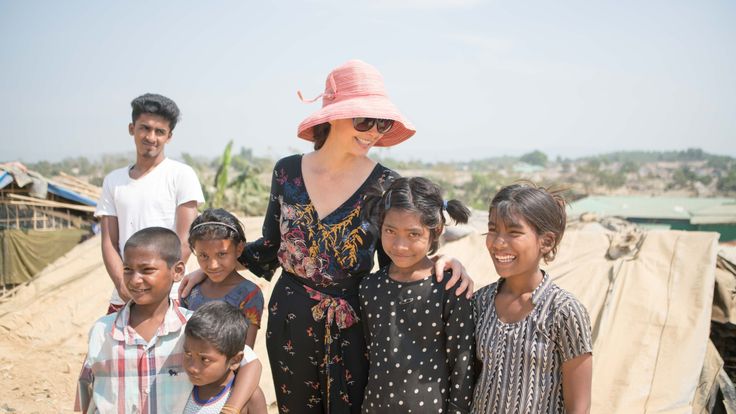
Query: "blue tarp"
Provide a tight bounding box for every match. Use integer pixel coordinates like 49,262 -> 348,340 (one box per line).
0,171 -> 12,189
47,182 -> 97,206
0,170 -> 97,206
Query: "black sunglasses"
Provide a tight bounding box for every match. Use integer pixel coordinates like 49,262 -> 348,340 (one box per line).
352,117 -> 394,134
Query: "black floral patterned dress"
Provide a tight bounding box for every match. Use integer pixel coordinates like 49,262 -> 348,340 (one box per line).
241,154 -> 395,414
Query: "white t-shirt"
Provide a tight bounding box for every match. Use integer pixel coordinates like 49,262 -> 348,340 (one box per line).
96,158 -> 205,305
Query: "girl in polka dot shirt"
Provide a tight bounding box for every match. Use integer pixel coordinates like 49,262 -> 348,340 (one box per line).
359,177 -> 477,414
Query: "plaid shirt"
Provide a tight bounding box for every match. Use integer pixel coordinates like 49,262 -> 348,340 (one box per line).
76,301 -> 193,414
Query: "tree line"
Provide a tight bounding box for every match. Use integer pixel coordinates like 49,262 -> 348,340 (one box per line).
22,147 -> 736,216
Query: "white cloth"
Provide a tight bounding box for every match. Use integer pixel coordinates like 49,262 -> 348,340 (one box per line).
96,158 -> 205,305
242,344 -> 258,364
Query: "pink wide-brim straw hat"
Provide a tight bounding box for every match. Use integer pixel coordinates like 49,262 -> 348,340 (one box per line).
297,60 -> 416,147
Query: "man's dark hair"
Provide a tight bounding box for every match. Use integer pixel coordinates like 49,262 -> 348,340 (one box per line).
124,227 -> 182,267
131,93 -> 181,131
185,301 -> 248,359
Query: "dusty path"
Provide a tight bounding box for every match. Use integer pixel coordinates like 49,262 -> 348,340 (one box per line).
0,215 -> 490,414
0,217 -> 280,413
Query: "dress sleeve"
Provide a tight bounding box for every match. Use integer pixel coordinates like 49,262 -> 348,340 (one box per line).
555,296 -> 593,362
239,283 -> 265,328
443,276 -> 476,414
240,160 -> 285,280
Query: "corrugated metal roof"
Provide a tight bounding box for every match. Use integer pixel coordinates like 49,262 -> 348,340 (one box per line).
569,196 -> 736,224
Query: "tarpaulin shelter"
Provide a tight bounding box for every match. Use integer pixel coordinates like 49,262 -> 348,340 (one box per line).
439,214 -> 736,413
0,163 -> 98,287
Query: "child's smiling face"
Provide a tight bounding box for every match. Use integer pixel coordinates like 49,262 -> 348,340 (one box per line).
123,247 -> 181,306
381,208 -> 433,271
183,335 -> 239,389
486,211 -> 552,281
192,239 -> 244,283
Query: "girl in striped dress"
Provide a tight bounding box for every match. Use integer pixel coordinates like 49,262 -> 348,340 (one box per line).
472,183 -> 593,414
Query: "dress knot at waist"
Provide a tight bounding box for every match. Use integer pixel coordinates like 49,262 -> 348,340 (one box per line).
304,285 -> 359,330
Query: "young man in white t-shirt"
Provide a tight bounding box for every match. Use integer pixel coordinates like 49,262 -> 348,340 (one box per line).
96,93 -> 205,314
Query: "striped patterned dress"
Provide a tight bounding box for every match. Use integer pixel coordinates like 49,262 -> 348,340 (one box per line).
471,272 -> 592,413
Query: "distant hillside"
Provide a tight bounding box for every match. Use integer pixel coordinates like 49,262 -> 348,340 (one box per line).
20,147 -> 736,215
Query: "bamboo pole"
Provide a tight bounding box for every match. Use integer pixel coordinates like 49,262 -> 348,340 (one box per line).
6,194 -> 96,212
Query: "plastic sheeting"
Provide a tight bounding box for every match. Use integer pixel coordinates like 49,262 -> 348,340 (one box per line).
440,228 -> 719,414
0,228 -> 86,285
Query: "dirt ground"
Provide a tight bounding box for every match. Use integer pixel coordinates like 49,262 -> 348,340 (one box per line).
0,217 -> 282,414
0,216 -> 490,414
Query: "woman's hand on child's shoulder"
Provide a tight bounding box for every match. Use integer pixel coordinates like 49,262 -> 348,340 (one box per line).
432,255 -> 474,299
177,269 -> 207,299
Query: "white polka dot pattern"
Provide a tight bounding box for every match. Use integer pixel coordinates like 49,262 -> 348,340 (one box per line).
359,268 -> 476,413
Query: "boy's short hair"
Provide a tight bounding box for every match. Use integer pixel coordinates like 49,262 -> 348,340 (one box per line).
124,227 -> 181,267
131,93 -> 181,131
185,301 -> 248,359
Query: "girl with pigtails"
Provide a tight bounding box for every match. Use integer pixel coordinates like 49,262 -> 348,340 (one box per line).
359,176 -> 476,414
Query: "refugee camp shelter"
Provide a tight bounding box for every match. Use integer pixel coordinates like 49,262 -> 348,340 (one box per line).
569,195 -> 736,241
0,162 -> 98,288
441,214 -> 736,412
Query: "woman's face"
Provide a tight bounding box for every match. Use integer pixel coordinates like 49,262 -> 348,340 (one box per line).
328,118 -> 384,155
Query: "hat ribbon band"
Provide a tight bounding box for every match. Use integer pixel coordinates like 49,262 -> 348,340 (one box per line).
297,72 -> 339,103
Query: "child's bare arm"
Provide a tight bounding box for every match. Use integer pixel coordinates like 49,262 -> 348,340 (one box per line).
244,324 -> 259,349
561,353 -> 592,414
224,356 -> 262,412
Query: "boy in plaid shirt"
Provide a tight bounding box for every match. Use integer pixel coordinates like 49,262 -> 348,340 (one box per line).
76,227 -> 261,413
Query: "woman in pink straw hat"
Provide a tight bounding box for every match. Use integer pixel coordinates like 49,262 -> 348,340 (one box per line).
181,59 -> 473,413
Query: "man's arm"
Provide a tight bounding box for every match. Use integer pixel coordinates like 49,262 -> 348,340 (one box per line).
174,200 -> 199,266
100,216 -> 130,302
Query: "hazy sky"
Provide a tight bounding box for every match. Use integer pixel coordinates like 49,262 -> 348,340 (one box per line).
1,0 -> 734,163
